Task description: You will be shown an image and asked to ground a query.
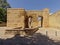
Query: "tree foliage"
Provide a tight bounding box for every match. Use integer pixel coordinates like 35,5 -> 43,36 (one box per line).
0,8 -> 6,22
0,0 -> 11,22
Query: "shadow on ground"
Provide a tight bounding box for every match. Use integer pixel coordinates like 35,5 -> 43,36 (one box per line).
0,33 -> 60,45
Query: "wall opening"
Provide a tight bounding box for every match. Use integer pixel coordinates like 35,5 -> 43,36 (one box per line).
28,16 -> 32,28
24,16 -> 29,28
38,16 -> 43,27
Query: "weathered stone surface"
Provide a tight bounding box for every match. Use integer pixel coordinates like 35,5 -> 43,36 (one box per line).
7,8 -> 49,28
49,11 -> 60,28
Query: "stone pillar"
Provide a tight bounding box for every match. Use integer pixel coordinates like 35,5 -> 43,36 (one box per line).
42,8 -> 49,27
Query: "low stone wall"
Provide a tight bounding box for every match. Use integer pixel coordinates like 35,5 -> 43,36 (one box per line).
0,27 -> 60,40
36,28 -> 60,40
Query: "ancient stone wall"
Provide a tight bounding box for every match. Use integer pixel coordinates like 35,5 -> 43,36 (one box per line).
7,8 -> 25,29
7,8 -> 49,28
49,11 -> 60,28
26,8 -> 49,28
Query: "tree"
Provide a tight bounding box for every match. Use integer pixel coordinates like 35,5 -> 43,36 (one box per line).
0,0 -> 11,8
0,0 -> 11,22
0,8 -> 6,22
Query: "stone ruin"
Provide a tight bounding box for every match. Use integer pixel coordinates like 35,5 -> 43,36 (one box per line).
5,8 -> 60,35
6,8 -> 49,35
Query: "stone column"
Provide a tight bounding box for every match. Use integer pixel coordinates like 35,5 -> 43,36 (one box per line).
42,8 -> 49,28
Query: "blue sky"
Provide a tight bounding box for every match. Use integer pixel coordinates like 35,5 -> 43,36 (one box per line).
7,0 -> 60,13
